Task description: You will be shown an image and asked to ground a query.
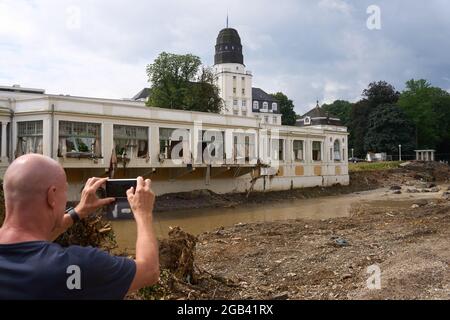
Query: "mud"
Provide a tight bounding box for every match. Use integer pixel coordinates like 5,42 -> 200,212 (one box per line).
130,162 -> 450,300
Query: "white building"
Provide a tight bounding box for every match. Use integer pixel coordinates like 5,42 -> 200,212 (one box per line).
0,27 -> 349,202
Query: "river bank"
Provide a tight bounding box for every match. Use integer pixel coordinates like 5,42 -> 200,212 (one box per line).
127,161 -> 450,300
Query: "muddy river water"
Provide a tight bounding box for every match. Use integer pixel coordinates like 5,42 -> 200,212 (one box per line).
110,187 -> 442,252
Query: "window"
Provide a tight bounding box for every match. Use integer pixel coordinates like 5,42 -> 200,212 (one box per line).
333,139 -> 341,161
241,77 -> 245,81
242,110 -> 247,116
242,100 -> 246,107
233,99 -> 238,106
304,117 -> 311,125
233,88 -> 236,94
312,141 -> 322,161
264,116 -> 269,123
58,121 -> 101,158
113,125 -> 148,160
272,139 -> 284,161
159,128 -> 189,160
293,140 -> 304,161
272,103 -> 278,111
253,101 -> 259,110
233,110 -> 239,115
197,130 -> 225,163
242,88 -> 245,95
273,116 -> 277,124
16,121 -> 43,156
233,76 -> 236,80
262,102 -> 269,110
233,133 -> 255,162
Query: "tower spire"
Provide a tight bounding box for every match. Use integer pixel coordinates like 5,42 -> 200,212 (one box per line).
226,13 -> 229,28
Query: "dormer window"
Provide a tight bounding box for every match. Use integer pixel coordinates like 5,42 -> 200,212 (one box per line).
304,117 -> 311,125
253,101 -> 259,110
262,102 -> 268,110
272,103 -> 277,111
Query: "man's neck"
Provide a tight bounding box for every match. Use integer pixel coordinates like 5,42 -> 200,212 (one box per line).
0,224 -> 50,244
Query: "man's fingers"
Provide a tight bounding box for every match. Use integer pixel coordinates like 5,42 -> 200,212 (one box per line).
144,179 -> 151,190
136,176 -> 144,191
86,177 -> 101,188
91,177 -> 108,191
126,186 -> 135,198
97,197 -> 116,206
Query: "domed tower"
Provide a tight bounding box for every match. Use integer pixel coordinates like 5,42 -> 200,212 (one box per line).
213,27 -> 252,117
214,28 -> 244,65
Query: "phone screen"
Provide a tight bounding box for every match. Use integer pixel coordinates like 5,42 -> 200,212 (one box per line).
106,179 -> 137,198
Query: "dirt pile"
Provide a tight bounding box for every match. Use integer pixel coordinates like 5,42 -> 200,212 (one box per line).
130,226 -> 238,300
55,213 -> 117,251
159,227 -> 197,282
402,161 -> 450,182
195,199 -> 450,300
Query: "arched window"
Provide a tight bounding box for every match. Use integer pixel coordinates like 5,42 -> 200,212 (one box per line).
263,102 -> 268,110
272,103 -> 277,111
253,101 -> 259,109
333,139 -> 341,161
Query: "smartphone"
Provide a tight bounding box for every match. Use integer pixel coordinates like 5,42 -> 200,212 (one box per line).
105,179 -> 137,199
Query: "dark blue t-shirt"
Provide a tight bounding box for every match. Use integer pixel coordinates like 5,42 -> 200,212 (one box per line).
0,241 -> 136,300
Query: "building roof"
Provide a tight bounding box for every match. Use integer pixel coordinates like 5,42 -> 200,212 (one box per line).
252,88 -> 277,102
214,28 -> 244,65
0,85 -> 45,95
296,101 -> 343,127
301,101 -> 328,118
132,88 -> 151,101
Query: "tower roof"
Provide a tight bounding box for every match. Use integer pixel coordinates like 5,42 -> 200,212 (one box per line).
214,28 -> 244,65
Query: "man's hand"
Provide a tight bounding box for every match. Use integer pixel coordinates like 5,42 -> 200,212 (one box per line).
75,177 -> 115,219
126,176 -> 160,294
126,176 -> 155,220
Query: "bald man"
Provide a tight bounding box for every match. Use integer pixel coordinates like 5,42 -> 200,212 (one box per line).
0,154 -> 159,300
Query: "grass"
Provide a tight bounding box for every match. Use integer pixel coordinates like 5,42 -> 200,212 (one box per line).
349,161 -> 404,172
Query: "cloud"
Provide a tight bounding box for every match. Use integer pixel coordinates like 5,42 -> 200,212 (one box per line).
0,0 -> 449,114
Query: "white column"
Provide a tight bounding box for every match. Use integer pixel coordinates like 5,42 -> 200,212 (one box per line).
431,152 -> 435,161
1,122 -> 7,160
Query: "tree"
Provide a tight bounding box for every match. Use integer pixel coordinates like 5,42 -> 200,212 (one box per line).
146,52 -> 223,113
362,81 -> 400,108
321,100 -> 352,127
398,79 -> 450,151
350,81 -> 400,156
349,100 -> 371,157
184,67 -> 223,113
364,104 -> 415,155
271,92 -> 297,125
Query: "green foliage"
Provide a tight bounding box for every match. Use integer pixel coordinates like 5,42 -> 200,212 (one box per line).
364,104 -> 415,154
271,92 -> 297,125
350,81 -> 401,156
349,161 -> 403,172
398,79 -> 450,151
146,52 -> 222,113
349,100 -> 371,157
362,80 -> 400,108
321,100 -> 352,127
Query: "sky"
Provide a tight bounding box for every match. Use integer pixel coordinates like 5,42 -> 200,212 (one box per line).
1,0 -> 449,114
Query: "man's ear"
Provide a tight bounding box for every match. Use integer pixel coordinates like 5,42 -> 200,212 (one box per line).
47,186 -> 57,209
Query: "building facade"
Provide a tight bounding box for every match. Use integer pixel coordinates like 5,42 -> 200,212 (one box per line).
0,28 -> 349,202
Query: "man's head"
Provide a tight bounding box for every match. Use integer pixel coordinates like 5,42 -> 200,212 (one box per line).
2,154 -> 68,235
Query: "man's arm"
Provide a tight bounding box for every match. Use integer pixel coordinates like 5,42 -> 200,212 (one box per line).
126,177 -> 160,294
50,214 -> 73,241
50,177 -> 115,241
